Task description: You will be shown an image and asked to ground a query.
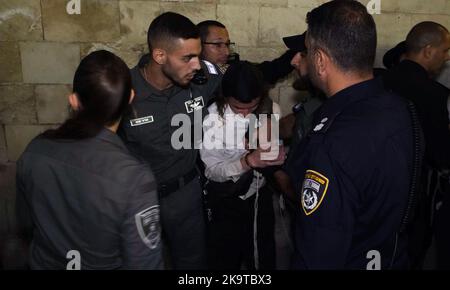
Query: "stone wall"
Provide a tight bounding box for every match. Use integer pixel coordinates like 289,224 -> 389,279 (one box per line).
0,1 -> 449,257
1,0 -> 449,163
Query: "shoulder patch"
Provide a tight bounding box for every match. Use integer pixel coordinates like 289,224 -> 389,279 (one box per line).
135,205 -> 161,249
313,117 -> 329,132
301,170 -> 329,216
202,60 -> 218,75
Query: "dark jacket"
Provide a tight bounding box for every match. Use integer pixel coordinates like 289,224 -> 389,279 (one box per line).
286,78 -> 413,269
16,129 -> 162,270
383,60 -> 450,169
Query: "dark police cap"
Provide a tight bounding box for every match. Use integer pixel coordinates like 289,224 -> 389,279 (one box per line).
383,41 -> 406,69
283,32 -> 307,52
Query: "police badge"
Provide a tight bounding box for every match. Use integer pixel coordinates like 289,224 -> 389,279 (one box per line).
135,205 -> 161,249
301,170 -> 329,216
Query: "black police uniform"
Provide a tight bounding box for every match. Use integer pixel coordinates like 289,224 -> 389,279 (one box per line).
286,78 -> 414,269
16,129 -> 162,270
118,56 -> 222,269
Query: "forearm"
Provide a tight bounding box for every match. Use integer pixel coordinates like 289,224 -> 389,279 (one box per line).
203,153 -> 249,182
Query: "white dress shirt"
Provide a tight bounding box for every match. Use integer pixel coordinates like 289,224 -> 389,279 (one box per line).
200,101 -> 281,199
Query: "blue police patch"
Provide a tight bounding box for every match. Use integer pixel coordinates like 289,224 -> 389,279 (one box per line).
301,170 -> 329,216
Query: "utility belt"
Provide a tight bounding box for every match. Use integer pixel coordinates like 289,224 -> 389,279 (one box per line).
157,168 -> 198,198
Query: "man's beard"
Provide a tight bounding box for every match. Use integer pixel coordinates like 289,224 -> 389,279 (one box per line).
306,62 -> 323,93
162,65 -> 191,89
293,73 -> 314,91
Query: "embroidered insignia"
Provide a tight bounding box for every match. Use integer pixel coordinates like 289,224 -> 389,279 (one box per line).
313,117 -> 329,132
301,170 -> 329,216
185,96 -> 205,113
135,206 -> 161,249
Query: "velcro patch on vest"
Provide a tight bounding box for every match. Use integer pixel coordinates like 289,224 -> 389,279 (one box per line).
301,170 -> 329,216
185,96 -> 205,113
130,115 -> 154,127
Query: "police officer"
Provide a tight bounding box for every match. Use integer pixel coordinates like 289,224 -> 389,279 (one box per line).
196,20 -> 295,83
15,50 -> 162,269
274,32 -> 327,210
282,32 -> 325,156
286,1 -> 416,269
118,12 -> 221,269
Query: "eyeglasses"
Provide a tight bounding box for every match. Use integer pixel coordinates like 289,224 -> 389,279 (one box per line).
202,41 -> 236,50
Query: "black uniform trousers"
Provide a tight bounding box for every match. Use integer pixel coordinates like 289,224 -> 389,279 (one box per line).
205,183 -> 275,270
159,178 -> 207,269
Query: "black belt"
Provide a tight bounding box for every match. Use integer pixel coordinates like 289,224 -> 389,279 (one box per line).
157,168 -> 198,198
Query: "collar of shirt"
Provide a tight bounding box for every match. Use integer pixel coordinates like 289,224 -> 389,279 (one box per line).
224,104 -> 250,124
96,128 -> 129,151
207,103 -> 248,123
395,59 -> 450,101
302,96 -> 324,116
316,78 -> 383,122
405,59 -> 450,95
399,59 -> 429,80
132,56 -> 184,101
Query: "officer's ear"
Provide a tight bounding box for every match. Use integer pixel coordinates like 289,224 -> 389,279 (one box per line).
129,89 -> 135,104
313,48 -> 328,77
290,52 -> 302,68
152,48 -> 167,65
68,93 -> 81,111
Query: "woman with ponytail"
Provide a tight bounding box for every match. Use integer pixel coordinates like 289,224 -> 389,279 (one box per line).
16,50 -> 162,269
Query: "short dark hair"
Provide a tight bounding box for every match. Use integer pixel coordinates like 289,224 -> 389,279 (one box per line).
43,50 -> 132,140
147,12 -> 199,51
406,21 -> 449,54
197,20 -> 226,42
306,0 -> 377,73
